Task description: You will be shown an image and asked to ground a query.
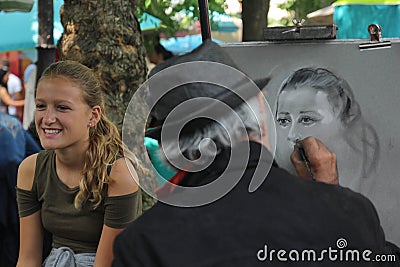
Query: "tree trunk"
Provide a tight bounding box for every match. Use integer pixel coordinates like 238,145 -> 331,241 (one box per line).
242,0 -> 270,41
58,0 -> 157,211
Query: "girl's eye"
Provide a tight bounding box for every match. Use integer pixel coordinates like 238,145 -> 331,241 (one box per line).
35,104 -> 46,110
277,118 -> 290,127
57,105 -> 70,111
299,117 -> 316,125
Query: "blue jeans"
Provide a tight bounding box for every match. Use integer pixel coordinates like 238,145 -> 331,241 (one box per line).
43,247 -> 95,267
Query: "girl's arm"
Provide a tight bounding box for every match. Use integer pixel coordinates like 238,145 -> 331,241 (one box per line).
16,154 -> 44,267
94,157 -> 140,267
1,87 -> 25,107
17,212 -> 44,267
95,225 -> 125,267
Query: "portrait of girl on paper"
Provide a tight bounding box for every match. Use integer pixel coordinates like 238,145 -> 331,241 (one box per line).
274,67 -> 379,190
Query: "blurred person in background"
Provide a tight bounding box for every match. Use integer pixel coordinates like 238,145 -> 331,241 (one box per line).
0,58 -> 24,119
0,110 -> 40,266
0,69 -> 25,115
22,60 -> 37,130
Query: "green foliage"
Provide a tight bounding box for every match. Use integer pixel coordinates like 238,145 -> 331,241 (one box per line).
137,0 -> 227,37
278,0 -> 335,25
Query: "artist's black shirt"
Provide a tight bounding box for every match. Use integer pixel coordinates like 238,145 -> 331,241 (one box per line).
113,142 -> 399,266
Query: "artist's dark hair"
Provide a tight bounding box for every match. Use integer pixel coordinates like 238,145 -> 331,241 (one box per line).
277,67 -> 361,126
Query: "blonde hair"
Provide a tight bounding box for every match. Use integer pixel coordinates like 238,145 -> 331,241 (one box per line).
39,60 -> 142,209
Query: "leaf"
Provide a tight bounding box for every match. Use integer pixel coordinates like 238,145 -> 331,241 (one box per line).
145,0 -> 151,9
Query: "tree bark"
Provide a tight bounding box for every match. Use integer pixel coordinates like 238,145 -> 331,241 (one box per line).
242,0 -> 270,41
58,0 -> 157,211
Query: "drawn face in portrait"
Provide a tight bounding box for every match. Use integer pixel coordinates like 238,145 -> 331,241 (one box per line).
277,86 -> 345,145
274,68 -> 378,189
275,86 -> 345,174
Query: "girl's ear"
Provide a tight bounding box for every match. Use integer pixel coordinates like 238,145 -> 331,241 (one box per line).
89,105 -> 102,126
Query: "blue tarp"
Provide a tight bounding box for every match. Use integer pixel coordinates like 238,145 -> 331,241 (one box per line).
0,0 -> 63,52
139,12 -> 161,31
334,4 -> 400,39
210,12 -> 239,33
161,34 -> 223,55
0,0 -> 160,53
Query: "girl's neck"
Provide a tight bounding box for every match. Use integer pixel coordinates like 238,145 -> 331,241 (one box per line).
55,144 -> 88,171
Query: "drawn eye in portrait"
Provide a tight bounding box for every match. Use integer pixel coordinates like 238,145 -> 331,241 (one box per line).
274,67 -> 380,190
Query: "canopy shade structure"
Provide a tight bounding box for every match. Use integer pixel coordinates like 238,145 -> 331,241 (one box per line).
335,0 -> 400,4
210,12 -> 239,33
306,5 -> 334,25
0,0 -> 161,53
161,34 -> 222,55
334,2 -> 400,38
0,0 -> 33,12
306,0 -> 400,39
0,0 -> 63,52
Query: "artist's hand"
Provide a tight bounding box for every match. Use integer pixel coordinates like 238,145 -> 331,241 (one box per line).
290,136 -> 339,185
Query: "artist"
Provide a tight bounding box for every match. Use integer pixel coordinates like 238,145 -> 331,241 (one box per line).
112,40 -> 399,266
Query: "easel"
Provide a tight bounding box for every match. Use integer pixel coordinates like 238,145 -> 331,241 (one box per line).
264,19 -> 391,51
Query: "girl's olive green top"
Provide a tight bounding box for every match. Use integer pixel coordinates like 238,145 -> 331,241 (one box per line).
16,150 -> 142,253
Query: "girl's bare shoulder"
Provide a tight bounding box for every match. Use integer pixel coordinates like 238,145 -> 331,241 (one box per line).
107,157 -> 139,197
17,153 -> 38,191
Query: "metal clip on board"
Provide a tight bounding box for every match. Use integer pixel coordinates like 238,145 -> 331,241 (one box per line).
359,24 -> 391,51
264,18 -> 338,41
281,19 -> 306,34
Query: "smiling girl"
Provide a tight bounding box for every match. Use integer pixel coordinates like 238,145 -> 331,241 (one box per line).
16,60 -> 143,267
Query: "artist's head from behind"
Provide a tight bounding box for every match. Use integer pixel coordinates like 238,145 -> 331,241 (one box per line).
159,96 -> 267,171
146,40 -> 270,171
36,60 -> 140,209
